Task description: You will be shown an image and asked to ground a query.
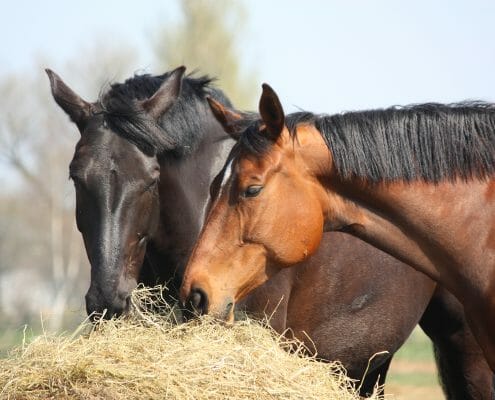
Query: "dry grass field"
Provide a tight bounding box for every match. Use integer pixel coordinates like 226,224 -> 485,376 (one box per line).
0,287 -> 449,399
0,287 -> 381,400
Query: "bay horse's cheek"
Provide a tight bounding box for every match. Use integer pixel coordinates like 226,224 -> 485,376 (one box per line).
270,206 -> 324,266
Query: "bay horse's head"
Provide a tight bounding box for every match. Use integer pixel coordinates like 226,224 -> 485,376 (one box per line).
181,84 -> 332,321
47,67 -> 185,318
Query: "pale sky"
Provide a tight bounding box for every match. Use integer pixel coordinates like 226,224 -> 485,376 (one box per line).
1,0 -> 495,113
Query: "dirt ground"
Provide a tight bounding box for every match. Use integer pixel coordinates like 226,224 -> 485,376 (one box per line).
385,328 -> 444,400
387,359 -> 443,399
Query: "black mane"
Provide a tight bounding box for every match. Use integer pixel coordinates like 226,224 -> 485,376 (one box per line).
98,71 -> 231,157
240,102 -> 495,182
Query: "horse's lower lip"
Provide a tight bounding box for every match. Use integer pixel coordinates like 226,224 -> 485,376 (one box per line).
125,296 -> 132,312
219,302 -> 235,323
225,309 -> 235,324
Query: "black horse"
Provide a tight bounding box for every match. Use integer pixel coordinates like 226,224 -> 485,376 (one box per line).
47,66 -> 234,316
47,68 -> 492,397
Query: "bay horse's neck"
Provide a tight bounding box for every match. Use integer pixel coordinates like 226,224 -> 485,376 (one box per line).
323,175 -> 494,300
293,122 -> 495,371
295,123 -> 494,300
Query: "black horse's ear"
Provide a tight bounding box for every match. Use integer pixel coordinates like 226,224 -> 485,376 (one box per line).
46,69 -> 92,131
141,66 -> 186,120
259,83 -> 285,141
207,97 -> 244,140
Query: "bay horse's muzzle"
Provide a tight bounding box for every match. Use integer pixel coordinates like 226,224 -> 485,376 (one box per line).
183,287 -> 235,322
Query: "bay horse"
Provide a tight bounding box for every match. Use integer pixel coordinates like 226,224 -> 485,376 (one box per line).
47,70 -> 492,396
180,84 -> 495,372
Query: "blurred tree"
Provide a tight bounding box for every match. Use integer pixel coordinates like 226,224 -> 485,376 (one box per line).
153,0 -> 257,109
0,46 -> 137,332
0,71 -> 82,332
0,0 -> 257,338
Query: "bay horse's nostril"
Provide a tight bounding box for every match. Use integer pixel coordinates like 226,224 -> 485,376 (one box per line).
190,292 -> 201,309
188,287 -> 209,316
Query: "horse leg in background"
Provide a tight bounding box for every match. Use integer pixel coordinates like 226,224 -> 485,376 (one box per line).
358,357 -> 392,398
420,287 -> 494,400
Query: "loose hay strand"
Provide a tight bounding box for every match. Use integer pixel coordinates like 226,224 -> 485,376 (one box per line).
0,286 -> 381,399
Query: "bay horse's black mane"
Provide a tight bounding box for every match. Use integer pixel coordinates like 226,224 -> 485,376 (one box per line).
241,102 -> 495,182
98,71 -> 231,157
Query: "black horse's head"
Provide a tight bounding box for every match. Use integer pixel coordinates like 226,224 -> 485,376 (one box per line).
47,67 -> 185,318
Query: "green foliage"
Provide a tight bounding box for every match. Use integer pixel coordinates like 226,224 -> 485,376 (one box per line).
393,328 -> 435,362
0,325 -> 35,358
153,0 -> 257,109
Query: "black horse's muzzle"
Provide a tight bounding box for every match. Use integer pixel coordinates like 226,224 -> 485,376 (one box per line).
85,289 -> 131,321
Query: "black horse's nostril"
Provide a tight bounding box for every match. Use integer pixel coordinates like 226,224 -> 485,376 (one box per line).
187,287 -> 209,316
85,289 -> 132,322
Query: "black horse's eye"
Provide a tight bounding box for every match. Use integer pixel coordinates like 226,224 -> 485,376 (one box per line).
70,175 -> 83,189
145,179 -> 158,192
244,185 -> 263,198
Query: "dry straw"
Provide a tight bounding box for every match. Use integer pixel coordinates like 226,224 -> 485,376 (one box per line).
0,286 -> 380,399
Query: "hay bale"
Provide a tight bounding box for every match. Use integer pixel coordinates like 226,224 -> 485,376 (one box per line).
0,287 -> 380,399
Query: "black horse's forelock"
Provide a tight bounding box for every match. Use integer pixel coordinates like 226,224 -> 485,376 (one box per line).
98,71 -> 231,157
240,102 -> 495,182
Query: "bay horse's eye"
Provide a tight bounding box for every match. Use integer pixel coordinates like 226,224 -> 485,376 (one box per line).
244,185 -> 263,198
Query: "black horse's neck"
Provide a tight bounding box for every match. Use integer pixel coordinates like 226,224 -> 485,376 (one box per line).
152,123 -> 235,292
113,75 -> 236,294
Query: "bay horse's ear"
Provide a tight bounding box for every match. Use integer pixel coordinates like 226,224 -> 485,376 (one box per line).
140,65 -> 186,120
46,69 -> 91,131
207,97 -> 244,140
259,83 -> 285,141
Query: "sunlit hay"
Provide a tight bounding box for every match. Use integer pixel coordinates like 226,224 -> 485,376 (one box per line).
0,286 -> 380,399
